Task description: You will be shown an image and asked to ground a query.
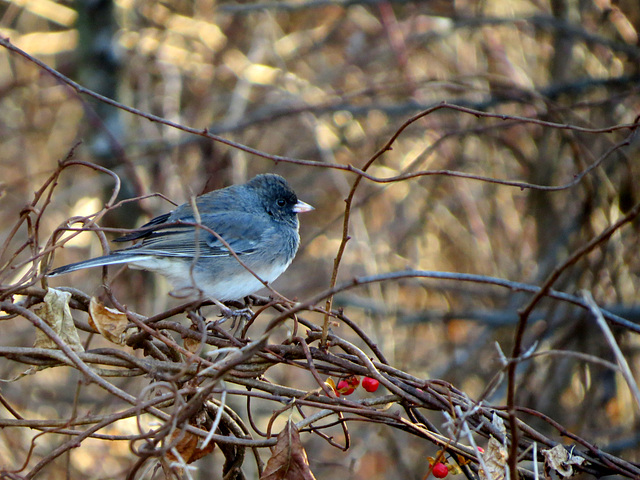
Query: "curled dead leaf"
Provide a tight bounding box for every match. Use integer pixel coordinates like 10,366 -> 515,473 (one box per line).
88,297 -> 128,345
165,428 -> 215,464
33,288 -> 84,352
183,333 -> 204,353
260,419 -> 317,480
479,436 -> 508,480
541,444 -> 584,478
491,412 -> 506,437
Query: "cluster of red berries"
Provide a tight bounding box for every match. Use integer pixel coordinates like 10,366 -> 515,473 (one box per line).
427,446 -> 484,478
328,376 -> 380,396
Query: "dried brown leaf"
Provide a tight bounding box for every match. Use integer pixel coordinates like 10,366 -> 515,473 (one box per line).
33,288 -> 84,352
541,445 -> 584,478
260,420 -> 317,480
165,428 -> 215,464
491,412 -> 506,437
88,297 -> 127,344
183,336 -> 201,353
479,436 -> 508,480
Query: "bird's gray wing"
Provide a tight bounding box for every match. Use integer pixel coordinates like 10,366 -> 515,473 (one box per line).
113,212 -> 172,242
121,211 -> 268,258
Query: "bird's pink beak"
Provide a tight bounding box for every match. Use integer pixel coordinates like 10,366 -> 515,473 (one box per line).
293,200 -> 314,213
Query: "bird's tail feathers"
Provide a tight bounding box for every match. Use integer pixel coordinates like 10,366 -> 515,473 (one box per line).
46,253 -> 149,277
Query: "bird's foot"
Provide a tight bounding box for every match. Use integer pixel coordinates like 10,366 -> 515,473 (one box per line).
213,301 -> 254,328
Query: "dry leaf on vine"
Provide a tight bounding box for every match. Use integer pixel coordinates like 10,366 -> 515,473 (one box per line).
260,419 -> 316,480
542,444 -> 585,478
33,288 -> 84,352
88,297 -> 128,344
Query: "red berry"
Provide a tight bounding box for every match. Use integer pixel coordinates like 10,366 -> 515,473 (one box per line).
337,380 -> 355,395
477,446 -> 484,453
347,376 -> 360,387
432,462 -> 448,478
361,377 -> 379,392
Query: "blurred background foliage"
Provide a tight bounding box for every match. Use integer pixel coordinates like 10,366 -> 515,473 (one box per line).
1,0 -> 640,478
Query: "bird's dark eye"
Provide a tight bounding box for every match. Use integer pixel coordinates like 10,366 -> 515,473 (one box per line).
277,198 -> 286,207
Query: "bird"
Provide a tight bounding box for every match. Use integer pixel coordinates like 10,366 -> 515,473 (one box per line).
47,174 -> 314,304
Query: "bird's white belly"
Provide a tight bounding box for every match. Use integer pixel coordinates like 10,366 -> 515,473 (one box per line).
130,257 -> 292,301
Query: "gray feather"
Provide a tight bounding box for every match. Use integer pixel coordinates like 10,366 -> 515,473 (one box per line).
46,253 -> 150,276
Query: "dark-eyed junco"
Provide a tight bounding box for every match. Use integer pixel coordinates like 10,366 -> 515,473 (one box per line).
47,174 -> 313,301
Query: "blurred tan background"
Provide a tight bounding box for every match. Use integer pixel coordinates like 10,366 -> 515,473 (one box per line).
1,0 -> 640,478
